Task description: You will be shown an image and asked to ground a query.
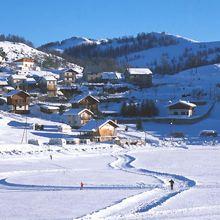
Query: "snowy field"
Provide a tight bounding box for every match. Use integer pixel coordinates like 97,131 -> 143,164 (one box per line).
0,146 -> 219,219
0,106 -> 219,219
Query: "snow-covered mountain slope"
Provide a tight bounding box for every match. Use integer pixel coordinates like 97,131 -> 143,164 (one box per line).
0,41 -> 83,70
39,36 -> 107,53
0,41 -> 47,62
40,32 -> 220,74
118,40 -> 220,70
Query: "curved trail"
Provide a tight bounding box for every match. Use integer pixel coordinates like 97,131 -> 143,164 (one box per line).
81,153 -> 196,219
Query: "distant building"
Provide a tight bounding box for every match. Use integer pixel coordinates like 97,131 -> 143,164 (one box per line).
124,68 -> 152,87
40,105 -> 60,114
84,72 -> 102,82
167,100 -> 196,117
4,90 -> 30,114
23,78 -> 37,91
100,72 -> 124,83
70,93 -> 100,113
14,58 -> 35,73
39,75 -> 57,97
64,108 -> 94,128
7,74 -> 27,89
60,68 -> 81,86
79,119 -> 119,142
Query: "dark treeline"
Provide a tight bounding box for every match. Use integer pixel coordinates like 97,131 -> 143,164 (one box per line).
63,32 -> 178,59
0,34 -> 34,47
121,99 -> 159,117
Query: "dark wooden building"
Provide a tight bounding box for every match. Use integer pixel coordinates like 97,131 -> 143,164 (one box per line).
70,94 -> 100,113
5,90 -> 30,114
125,68 -> 153,87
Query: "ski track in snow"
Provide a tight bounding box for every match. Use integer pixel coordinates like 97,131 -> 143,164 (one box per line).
80,153 -> 196,219
0,153 -> 196,219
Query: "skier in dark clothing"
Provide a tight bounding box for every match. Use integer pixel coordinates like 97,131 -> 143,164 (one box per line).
50,155 -> 52,160
169,179 -> 174,190
80,181 -> 84,190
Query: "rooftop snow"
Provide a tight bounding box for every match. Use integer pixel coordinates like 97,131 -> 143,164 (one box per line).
64,108 -> 93,116
4,90 -> 29,97
70,93 -> 99,104
78,119 -> 118,132
9,74 -> 27,80
127,68 -> 152,75
167,100 -> 197,108
101,72 -> 123,80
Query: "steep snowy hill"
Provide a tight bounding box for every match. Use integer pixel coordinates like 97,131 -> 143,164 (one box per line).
39,32 -> 220,74
0,41 -> 83,70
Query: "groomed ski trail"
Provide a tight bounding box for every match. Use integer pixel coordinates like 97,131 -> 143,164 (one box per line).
80,153 -> 195,220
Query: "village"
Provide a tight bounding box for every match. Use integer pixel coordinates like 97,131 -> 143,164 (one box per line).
0,55 -> 218,149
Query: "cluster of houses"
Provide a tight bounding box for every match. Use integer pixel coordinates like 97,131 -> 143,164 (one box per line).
0,56 -> 200,143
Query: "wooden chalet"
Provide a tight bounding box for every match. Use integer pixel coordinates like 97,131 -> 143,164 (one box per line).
4,90 -> 30,114
167,100 -> 197,117
79,119 -> 119,142
70,93 -> 100,113
125,68 -> 152,87
64,108 -> 94,128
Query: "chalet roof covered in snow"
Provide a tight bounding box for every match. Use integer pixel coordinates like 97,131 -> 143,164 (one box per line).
4,90 -> 30,97
127,68 -> 152,75
42,75 -> 57,81
64,108 -> 94,116
70,93 -> 99,104
78,119 -> 118,132
25,78 -> 36,84
0,80 -> 8,86
9,74 -> 27,80
167,100 -> 197,109
40,105 -> 60,110
101,72 -> 123,80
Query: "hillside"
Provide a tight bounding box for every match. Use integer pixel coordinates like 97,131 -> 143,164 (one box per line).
0,41 -> 83,71
39,32 -> 220,74
39,37 -> 107,53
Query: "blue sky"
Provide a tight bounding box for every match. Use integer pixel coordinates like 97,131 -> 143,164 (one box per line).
1,0 -> 220,46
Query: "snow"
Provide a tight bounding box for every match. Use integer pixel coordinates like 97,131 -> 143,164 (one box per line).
64,108 -> 93,116
167,100 -> 197,108
79,119 -> 118,132
4,89 -> 29,97
127,68 -> 153,75
70,93 -> 99,104
43,36 -> 98,53
0,101 -> 219,218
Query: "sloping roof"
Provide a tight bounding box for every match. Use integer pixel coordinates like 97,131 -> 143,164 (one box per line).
42,75 -> 57,81
70,93 -> 100,104
78,119 -> 118,132
14,58 -> 34,63
25,78 -> 36,84
64,108 -> 94,116
167,100 -> 197,109
127,68 -> 152,75
9,74 -> 27,80
101,72 -> 123,80
64,68 -> 81,74
40,105 -> 60,110
4,90 -> 30,97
